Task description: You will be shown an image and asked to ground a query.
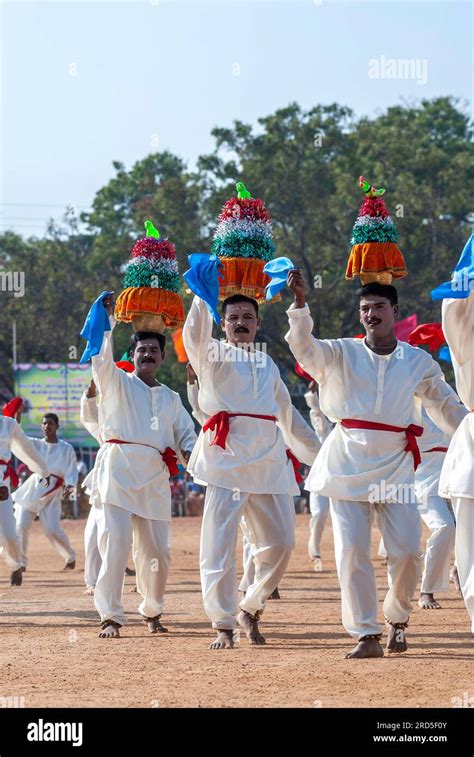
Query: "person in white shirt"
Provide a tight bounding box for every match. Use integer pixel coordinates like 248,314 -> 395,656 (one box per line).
378,406 -> 455,609
87,294 -> 197,638
13,413 -> 77,571
304,381 -> 334,572
285,270 -> 467,658
438,291 -> 474,634
183,294 -> 320,650
0,400 -> 50,585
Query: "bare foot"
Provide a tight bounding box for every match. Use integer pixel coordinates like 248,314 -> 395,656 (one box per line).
238,610 -> 266,645
418,592 -> 441,609
130,585 -> 138,593
210,630 -> 234,650
345,637 -> 384,659
312,557 -> 323,572
10,568 -> 23,586
386,621 -> 408,653
125,566 -> 136,576
143,615 -> 168,634
380,558 -> 388,567
98,621 -> 121,638
83,586 -> 94,596
268,587 -> 280,600
450,566 -> 462,596
63,560 -> 76,571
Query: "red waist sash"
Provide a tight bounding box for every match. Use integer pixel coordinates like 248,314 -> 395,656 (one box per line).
340,419 -> 424,471
40,474 -> 64,499
0,457 -> 18,489
105,440 -> 179,477
424,446 -> 448,454
203,412 -> 277,450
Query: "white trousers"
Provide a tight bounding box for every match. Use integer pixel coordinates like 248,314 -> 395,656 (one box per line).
378,496 -> 455,594
94,502 -> 170,626
200,485 -> 295,630
239,532 -> 254,593
84,507 -> 101,589
308,492 -> 330,559
15,499 -> 76,568
330,498 -> 422,639
452,497 -> 474,633
0,495 -> 22,571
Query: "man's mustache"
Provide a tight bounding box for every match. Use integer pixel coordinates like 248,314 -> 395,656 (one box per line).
234,327 -> 250,333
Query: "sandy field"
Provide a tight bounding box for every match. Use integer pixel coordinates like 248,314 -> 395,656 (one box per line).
0,514 -> 472,709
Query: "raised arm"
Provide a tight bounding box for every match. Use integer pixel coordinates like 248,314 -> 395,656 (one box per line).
415,355 -> 468,436
182,296 -> 215,377
90,295 -> 121,398
274,373 -> 320,466
10,423 -> 49,478
285,269 -> 339,384
441,293 -> 473,409
80,381 -> 103,444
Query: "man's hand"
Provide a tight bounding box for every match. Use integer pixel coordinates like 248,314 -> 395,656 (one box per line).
180,449 -> 191,464
63,485 -> 75,500
103,293 -> 115,316
86,379 -> 97,399
186,363 -> 198,385
287,269 -> 306,309
308,379 -> 318,394
0,486 -> 9,502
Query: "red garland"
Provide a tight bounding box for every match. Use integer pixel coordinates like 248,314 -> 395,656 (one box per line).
131,237 -> 176,260
218,197 -> 271,223
358,196 -> 389,219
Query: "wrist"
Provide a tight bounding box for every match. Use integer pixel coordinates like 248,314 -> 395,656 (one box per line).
294,295 -> 305,309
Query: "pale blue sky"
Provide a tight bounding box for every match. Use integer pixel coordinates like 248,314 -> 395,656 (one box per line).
1,0 -> 472,237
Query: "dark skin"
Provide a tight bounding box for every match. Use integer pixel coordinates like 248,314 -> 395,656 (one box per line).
288,269 -> 408,660
42,417 -> 73,499
221,302 -> 260,346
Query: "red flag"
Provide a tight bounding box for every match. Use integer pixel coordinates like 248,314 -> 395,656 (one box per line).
394,314 -> 418,342
115,360 -> 135,373
2,397 -> 23,418
408,323 -> 446,352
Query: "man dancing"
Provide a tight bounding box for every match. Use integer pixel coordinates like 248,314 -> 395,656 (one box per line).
0,398 -> 50,585
183,293 -> 320,649
13,413 -> 77,571
285,271 -> 467,658
86,294 -> 196,638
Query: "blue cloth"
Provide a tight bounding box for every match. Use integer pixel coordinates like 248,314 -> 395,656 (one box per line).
79,291 -> 112,364
263,257 -> 294,301
431,234 -> 474,300
438,345 -> 452,363
183,253 -> 223,324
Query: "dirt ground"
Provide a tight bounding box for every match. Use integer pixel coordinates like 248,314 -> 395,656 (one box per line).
0,514 -> 472,709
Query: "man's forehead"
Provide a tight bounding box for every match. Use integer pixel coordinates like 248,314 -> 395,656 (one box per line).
360,297 -> 390,306
225,304 -> 256,315
135,339 -> 160,347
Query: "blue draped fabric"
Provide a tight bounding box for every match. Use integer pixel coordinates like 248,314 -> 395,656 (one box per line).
79,291 -> 112,364
183,253 -> 223,324
431,234 -> 474,301
263,257 -> 295,301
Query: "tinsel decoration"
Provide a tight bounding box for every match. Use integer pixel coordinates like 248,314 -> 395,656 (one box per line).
114,220 -> 185,333
345,176 -> 407,285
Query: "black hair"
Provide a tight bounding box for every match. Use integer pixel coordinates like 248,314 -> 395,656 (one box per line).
43,412 -> 59,426
356,283 -> 398,307
222,294 -> 259,318
129,331 -> 166,354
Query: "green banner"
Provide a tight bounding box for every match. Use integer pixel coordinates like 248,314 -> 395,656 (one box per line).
13,363 -> 99,448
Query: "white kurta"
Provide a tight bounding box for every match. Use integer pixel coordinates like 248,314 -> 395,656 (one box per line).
89,319 -> 197,521
439,294 -> 474,499
186,382 -> 207,427
285,304 -> 467,502
12,438 -> 78,513
414,405 -> 452,506
183,297 -> 320,495
0,417 -> 49,484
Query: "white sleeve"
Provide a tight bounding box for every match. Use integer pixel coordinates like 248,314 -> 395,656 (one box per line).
304,390 -> 333,443
10,424 -> 49,477
80,393 -> 103,444
441,294 -> 473,409
274,373 -> 320,466
285,303 -> 340,384
91,317 -> 121,399
172,397 -> 198,466
182,296 -> 215,377
415,355 -> 468,436
64,445 -> 79,487
186,383 -> 207,427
